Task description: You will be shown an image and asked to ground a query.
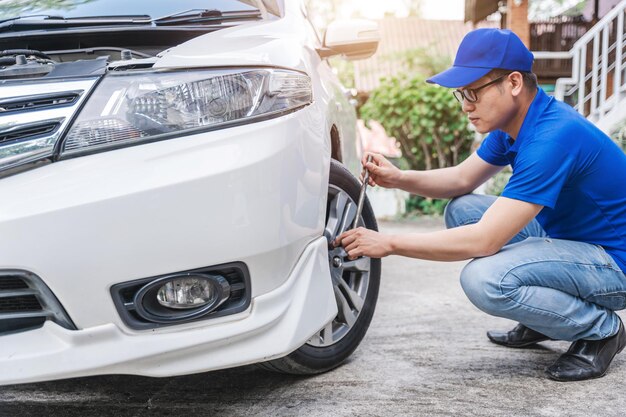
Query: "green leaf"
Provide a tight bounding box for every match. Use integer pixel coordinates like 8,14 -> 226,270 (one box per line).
359,66 -> 473,173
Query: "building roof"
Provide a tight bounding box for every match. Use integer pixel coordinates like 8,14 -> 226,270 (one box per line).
353,18 -> 497,93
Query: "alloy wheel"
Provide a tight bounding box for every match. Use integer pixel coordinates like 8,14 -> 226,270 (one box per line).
306,185 -> 371,347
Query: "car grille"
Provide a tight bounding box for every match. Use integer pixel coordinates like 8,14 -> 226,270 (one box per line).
0,271 -> 76,335
0,276 -> 29,290
0,78 -> 99,175
0,91 -> 81,114
0,295 -> 42,311
0,120 -> 61,145
111,262 -> 251,330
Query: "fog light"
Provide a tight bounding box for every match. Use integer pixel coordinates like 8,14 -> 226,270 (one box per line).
157,277 -> 220,309
133,273 -> 231,323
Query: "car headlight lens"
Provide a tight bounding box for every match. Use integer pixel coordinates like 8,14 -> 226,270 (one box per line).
61,68 -> 312,155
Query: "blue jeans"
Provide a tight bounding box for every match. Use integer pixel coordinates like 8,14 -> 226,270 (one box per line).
445,194 -> 626,341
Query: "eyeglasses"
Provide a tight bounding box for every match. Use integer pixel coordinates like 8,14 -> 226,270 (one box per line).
452,73 -> 511,103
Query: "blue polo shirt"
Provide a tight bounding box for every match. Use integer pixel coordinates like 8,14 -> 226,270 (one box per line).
477,88 -> 626,272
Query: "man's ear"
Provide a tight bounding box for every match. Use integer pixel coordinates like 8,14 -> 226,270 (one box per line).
509,71 -> 524,97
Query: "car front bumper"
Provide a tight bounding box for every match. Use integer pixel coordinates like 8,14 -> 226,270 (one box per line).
0,108 -> 337,385
0,237 -> 337,385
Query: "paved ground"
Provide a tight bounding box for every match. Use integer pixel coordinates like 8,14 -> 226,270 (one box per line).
1,219 -> 625,417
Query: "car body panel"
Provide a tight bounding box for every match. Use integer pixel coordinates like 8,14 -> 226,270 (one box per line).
153,1 -> 360,174
0,109 -> 328,329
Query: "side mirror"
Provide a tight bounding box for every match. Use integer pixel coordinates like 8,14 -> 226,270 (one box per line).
319,19 -> 380,60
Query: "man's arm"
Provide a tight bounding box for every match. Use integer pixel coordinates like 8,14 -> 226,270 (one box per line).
336,197 -> 543,261
394,153 -> 504,198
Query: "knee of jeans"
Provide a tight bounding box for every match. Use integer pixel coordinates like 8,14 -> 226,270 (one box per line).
460,258 -> 506,315
444,196 -> 467,229
444,194 -> 486,229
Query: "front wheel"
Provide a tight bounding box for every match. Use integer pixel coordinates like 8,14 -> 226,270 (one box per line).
259,160 -> 381,374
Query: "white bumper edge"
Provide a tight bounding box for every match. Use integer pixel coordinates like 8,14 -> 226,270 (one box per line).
0,237 -> 337,386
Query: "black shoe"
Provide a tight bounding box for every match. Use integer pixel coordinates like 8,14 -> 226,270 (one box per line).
546,319 -> 626,382
487,323 -> 551,348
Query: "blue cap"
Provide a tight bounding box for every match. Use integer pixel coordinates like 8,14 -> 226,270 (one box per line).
427,29 -> 534,88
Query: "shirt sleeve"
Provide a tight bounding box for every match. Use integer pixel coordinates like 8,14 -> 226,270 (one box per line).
476,131 -> 510,166
502,138 -> 578,209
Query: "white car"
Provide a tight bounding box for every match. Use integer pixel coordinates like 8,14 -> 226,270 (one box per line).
0,0 -> 381,384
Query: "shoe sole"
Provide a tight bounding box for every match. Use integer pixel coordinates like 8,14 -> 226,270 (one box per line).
546,370 -> 607,382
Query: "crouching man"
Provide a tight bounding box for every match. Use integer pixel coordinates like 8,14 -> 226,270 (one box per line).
335,28 -> 626,381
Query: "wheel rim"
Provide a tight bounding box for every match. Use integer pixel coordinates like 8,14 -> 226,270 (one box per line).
306,184 -> 371,347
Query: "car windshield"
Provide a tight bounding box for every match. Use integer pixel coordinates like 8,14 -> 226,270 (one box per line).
0,0 -> 282,22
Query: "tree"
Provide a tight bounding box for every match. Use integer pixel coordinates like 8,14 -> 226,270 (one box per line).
360,74 -> 472,171
0,0 -> 94,16
403,0 -> 422,17
359,48 -> 473,214
528,0 -> 585,20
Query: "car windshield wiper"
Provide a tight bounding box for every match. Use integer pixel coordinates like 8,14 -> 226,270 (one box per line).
0,8 -> 262,33
152,8 -> 261,26
0,14 -> 61,25
0,14 -> 152,32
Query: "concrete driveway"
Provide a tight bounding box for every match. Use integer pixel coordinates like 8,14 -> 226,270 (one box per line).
1,219 -> 625,417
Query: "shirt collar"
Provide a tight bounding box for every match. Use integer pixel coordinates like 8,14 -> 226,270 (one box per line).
507,88 -> 552,152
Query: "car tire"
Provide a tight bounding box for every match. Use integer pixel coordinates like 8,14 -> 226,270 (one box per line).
258,159 -> 381,375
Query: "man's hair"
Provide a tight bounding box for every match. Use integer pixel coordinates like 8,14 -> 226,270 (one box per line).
488,68 -> 538,93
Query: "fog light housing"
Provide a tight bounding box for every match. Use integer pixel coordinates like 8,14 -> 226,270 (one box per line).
133,273 -> 230,323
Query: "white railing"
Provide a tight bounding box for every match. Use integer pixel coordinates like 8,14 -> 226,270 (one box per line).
533,0 -> 626,133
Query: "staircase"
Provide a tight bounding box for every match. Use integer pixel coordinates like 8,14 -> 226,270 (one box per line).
533,0 -> 626,135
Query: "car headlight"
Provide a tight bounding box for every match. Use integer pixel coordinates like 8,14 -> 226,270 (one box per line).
60,68 -> 312,156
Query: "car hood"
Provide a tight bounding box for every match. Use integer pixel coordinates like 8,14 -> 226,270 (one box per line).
154,14 -> 310,72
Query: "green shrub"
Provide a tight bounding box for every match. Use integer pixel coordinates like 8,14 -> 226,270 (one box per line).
360,74 -> 473,171
484,168 -> 512,196
360,73 -> 474,215
405,195 -> 449,216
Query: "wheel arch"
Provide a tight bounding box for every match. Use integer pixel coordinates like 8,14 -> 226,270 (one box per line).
330,124 -> 342,162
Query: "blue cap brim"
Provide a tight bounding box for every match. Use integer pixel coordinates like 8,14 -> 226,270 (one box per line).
426,66 -> 492,88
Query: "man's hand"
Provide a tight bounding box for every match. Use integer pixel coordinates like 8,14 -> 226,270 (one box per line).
361,153 -> 403,188
334,227 -> 393,260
